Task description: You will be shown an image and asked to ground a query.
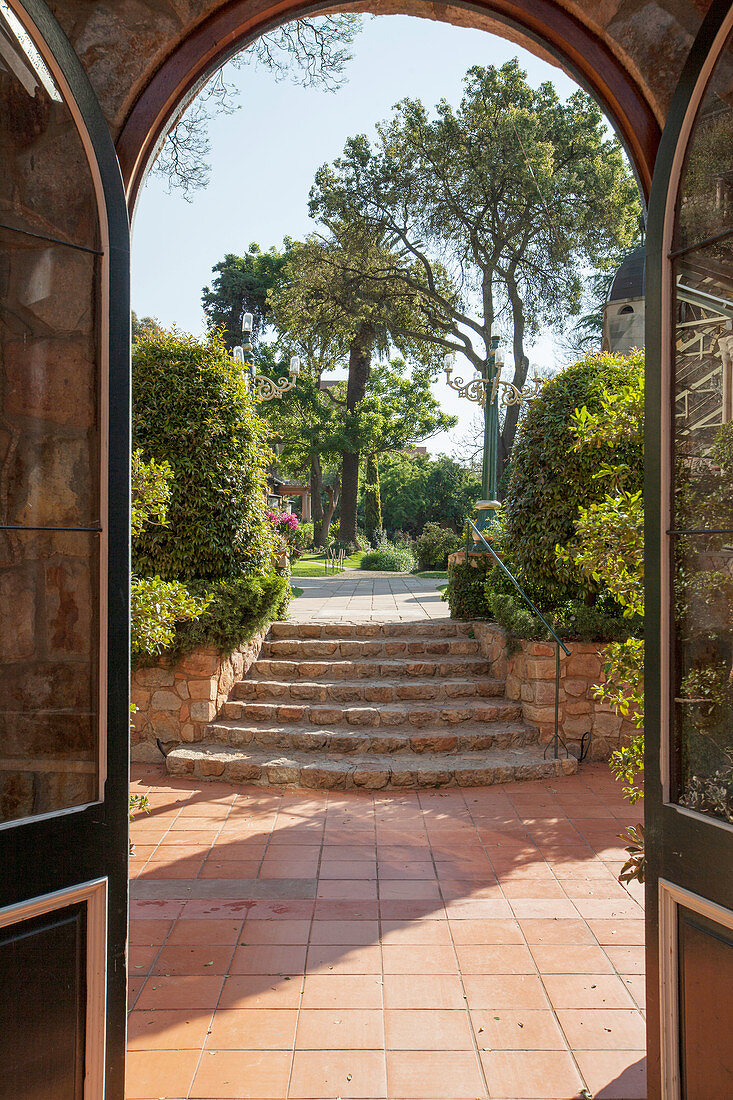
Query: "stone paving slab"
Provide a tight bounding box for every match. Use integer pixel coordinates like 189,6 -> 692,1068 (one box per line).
127,762 -> 646,1100
290,574 -> 450,622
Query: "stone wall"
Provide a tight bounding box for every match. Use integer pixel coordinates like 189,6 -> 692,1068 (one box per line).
130,628 -> 268,762
474,625 -> 638,761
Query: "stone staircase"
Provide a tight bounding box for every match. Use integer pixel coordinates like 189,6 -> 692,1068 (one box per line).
165,621 -> 578,789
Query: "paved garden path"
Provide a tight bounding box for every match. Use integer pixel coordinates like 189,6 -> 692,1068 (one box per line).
127,763 -> 645,1100
290,573 -> 448,622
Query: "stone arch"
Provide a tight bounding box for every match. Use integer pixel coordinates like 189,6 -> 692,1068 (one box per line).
83,0 -> 710,213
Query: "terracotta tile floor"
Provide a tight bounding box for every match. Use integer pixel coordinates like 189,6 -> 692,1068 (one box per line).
127,763 -> 645,1100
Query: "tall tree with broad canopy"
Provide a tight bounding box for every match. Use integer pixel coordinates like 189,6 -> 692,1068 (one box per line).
309,60 -> 641,473
202,243 -> 291,347
267,234 -> 451,543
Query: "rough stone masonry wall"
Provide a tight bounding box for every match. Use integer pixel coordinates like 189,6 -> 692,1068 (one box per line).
130,628 -> 268,762
474,624 -> 638,761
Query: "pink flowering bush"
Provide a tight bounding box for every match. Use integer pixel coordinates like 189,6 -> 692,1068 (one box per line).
267,510 -> 301,556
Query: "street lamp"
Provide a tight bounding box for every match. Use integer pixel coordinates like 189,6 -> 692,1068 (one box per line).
443,336 -> 543,538
232,313 -> 300,402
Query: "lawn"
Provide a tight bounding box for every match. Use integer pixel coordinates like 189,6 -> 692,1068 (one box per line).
413,570 -> 448,579
290,550 -> 365,577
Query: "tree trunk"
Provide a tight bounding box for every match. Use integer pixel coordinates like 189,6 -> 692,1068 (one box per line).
363,453 -> 382,541
322,475 -> 341,543
310,454 -> 326,547
339,322 -> 374,544
498,280 -> 530,483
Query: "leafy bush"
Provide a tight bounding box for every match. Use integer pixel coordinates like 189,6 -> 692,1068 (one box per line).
132,329 -> 274,580
415,523 -> 462,571
165,575 -> 292,661
292,521 -> 314,551
504,350 -> 644,605
361,545 -> 416,572
131,576 -> 208,660
446,556 -> 494,618
130,450 -> 207,661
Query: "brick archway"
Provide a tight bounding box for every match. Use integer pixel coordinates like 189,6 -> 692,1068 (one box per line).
115,0 -> 666,212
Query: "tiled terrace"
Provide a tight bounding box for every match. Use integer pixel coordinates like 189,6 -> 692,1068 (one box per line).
127,763 -> 645,1100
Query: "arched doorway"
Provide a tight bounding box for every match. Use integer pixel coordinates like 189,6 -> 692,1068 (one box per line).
2,0 -> 733,1095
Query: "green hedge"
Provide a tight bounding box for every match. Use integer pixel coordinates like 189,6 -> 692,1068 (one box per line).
415,523 -> 462,571
132,574 -> 291,666
132,330 -> 274,581
361,546 -> 416,572
504,350 -> 644,605
446,557 -> 494,619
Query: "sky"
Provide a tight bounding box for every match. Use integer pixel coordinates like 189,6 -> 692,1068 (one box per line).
131,15 -> 592,456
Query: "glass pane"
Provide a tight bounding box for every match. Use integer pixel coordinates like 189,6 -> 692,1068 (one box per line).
674,28 -> 733,256
673,534 -> 733,823
0,0 -> 99,250
0,226 -> 100,527
0,530 -> 99,823
671,31 -> 733,822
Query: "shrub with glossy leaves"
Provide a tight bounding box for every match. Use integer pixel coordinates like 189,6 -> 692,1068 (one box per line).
415,522 -> 462,571
361,545 -> 416,572
504,350 -> 644,605
133,330 -> 274,580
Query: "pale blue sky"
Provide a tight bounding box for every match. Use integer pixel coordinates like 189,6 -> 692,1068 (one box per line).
131,16 -> 598,455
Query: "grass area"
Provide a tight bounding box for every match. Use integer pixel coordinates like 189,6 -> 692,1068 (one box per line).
413,570 -> 448,579
290,550 -> 365,577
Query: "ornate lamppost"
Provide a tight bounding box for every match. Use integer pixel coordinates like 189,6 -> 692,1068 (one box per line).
233,312 -> 300,401
443,336 -> 542,539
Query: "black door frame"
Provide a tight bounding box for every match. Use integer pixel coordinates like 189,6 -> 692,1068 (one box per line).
645,1 -> 733,1096
0,0 -> 130,1094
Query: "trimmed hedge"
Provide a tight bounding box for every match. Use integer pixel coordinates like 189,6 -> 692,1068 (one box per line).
361,546 -> 416,572
446,557 -> 494,619
132,330 -> 274,580
504,350 -> 644,605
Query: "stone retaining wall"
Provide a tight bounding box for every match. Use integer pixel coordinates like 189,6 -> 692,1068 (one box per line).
474,624 -> 638,761
130,629 -> 268,762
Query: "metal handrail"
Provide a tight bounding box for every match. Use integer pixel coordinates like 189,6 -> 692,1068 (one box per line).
465,517 -> 570,761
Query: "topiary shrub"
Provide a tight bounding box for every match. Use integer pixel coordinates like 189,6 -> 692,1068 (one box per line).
132,329 -> 274,580
504,350 -> 644,605
415,522 -> 462,571
361,545 -> 416,572
446,556 -> 494,618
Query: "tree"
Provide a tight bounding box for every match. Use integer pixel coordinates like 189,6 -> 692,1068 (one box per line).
310,60 -> 641,473
265,234 -> 449,543
131,311 -> 163,342
377,452 -> 480,534
153,16 -> 362,196
202,243 -> 290,347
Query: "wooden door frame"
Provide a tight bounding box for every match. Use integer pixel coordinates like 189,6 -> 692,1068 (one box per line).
1,1 -> 131,1094
645,2 -> 733,1095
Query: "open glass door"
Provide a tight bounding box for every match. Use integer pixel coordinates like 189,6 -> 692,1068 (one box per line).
0,0 -> 129,1095
646,1 -> 733,1096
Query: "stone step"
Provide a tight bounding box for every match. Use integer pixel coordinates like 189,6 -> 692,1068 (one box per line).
269,620 -> 477,640
250,657 -> 493,681
204,720 -> 538,755
219,698 -> 523,728
166,743 -> 578,789
233,677 -> 505,704
262,637 -> 480,660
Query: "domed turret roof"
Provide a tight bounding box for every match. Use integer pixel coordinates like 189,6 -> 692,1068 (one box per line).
607,245 -> 645,302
